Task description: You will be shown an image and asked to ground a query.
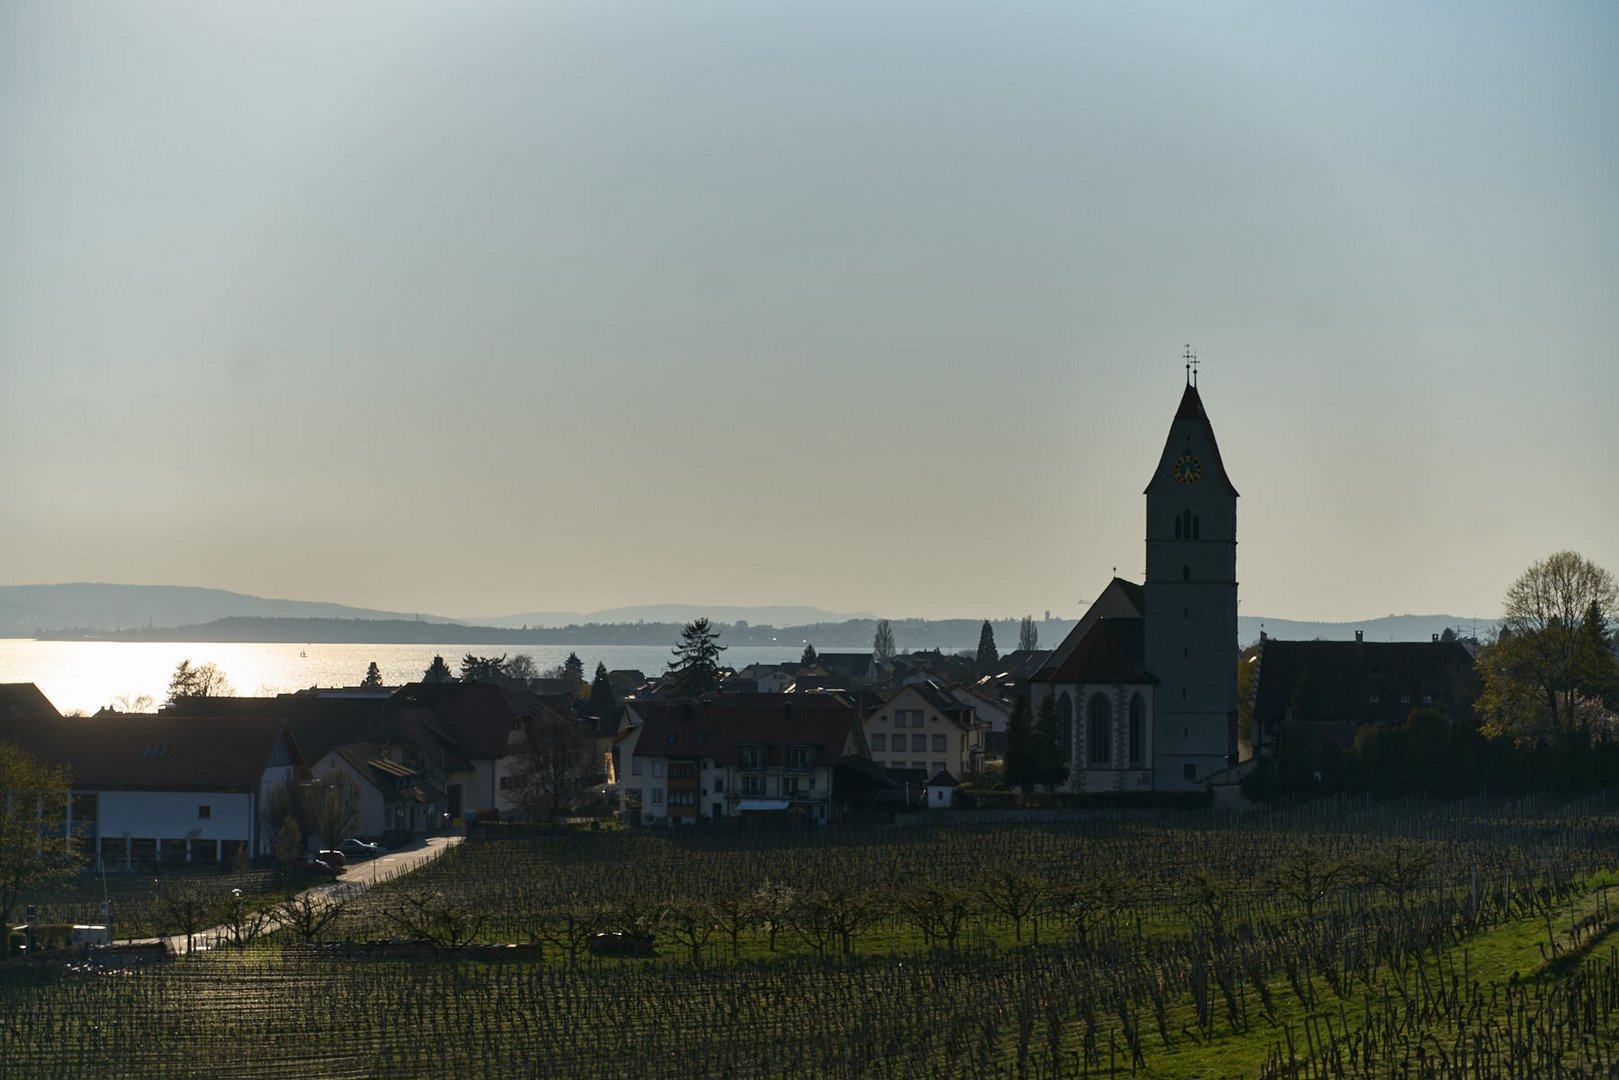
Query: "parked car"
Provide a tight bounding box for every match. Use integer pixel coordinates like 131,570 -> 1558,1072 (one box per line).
316,849 -> 346,868
294,854 -> 339,876
339,838 -> 381,861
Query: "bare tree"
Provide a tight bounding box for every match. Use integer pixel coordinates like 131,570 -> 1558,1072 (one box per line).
278,887 -> 352,943
512,707 -> 601,821
165,660 -> 233,705
872,619 -> 896,663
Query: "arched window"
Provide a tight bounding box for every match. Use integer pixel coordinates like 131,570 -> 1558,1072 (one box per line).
1192,515 -> 1200,539
1181,509 -> 1192,538
1128,694 -> 1145,765
1055,694 -> 1073,764
1087,693 -> 1111,766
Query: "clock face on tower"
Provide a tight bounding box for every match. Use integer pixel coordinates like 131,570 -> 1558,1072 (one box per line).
1172,453 -> 1204,485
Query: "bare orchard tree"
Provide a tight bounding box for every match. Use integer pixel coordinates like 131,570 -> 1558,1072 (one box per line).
512,707 -> 601,821
277,886 -> 353,944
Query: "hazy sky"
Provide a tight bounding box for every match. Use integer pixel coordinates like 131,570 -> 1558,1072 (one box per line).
3,1 -> 1615,623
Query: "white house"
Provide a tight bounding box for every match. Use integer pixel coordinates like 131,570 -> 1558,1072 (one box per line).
862,682 -> 986,780
0,708 -> 303,866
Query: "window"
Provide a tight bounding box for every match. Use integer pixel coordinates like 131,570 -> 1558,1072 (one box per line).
896,709 -> 922,728
785,746 -> 816,771
197,805 -> 211,820
912,761 -> 925,771
740,775 -> 765,797
1128,694 -> 1145,766
652,760 -> 664,778
669,761 -> 696,780
669,790 -> 695,807
1087,693 -> 1111,766
1192,514 -> 1200,539
911,734 -> 927,752
498,775 -> 522,791
1183,763 -> 1196,782
631,758 -> 644,776
871,733 -> 886,751
931,734 -> 946,753
1368,694 -> 1380,705
1182,565 -> 1191,582
737,745 -> 767,771
713,777 -> 724,794
142,744 -> 169,758
1055,694 -> 1073,764
651,789 -> 664,806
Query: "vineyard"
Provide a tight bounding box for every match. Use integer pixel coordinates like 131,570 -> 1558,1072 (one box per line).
4,794 -> 1619,1077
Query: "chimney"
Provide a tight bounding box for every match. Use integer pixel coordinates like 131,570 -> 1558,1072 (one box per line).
1432,633 -> 1439,642
1355,630 -> 1364,643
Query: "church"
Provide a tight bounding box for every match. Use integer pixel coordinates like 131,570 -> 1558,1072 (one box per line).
1028,372 -> 1239,792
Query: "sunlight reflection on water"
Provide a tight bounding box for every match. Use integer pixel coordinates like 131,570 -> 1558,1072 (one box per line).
0,640 -> 806,715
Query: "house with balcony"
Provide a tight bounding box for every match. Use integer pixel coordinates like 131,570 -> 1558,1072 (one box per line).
861,681 -> 986,780
616,696 -> 869,825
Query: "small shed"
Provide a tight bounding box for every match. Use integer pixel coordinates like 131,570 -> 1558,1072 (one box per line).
925,770 -> 959,809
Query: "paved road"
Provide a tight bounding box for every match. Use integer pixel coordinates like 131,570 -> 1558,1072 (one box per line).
151,834 -> 463,954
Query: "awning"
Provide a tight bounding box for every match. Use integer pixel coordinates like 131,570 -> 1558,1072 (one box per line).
736,799 -> 791,812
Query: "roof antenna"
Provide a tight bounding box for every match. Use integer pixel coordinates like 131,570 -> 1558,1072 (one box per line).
1184,344 -> 1198,387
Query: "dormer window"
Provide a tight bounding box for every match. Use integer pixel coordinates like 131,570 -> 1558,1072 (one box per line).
737,745 -> 767,771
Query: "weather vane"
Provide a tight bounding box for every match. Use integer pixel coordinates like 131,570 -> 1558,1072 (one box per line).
1183,344 -> 1198,387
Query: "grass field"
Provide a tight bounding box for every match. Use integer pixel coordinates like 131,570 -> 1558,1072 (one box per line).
3,793 -> 1618,1078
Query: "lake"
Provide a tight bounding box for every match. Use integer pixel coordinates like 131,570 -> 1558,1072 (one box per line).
0,639 -> 810,715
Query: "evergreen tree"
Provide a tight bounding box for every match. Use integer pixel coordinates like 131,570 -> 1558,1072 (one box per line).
588,662 -> 616,716
872,620 -> 896,663
800,643 -> 818,667
667,618 -> 727,698
1003,696 -> 1037,793
460,654 -> 508,682
360,662 -> 383,689
563,652 -> 586,694
423,655 -> 454,683
975,621 -> 1000,676
1018,615 -> 1039,652
1034,694 -> 1070,791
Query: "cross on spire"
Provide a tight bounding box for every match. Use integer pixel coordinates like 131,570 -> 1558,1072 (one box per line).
1183,344 -> 1199,387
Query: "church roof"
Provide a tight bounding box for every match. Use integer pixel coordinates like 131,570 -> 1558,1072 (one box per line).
1148,383 -> 1239,497
1032,618 -> 1154,685
1034,578 -> 1144,680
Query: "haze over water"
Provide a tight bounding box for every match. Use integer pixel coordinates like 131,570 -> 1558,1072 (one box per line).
0,640 -> 808,717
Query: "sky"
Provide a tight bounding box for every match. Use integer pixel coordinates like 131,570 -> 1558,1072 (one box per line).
2,1 -> 1616,624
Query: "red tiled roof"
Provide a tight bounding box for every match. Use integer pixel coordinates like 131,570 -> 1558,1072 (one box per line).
1033,619 -> 1155,685
0,713 -> 302,790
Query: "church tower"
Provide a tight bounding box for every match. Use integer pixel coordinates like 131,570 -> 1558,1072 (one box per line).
1144,365 -> 1238,789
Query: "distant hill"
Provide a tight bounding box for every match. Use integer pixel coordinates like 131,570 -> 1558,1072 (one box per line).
2,582 -> 1489,648
1237,613 -> 1490,645
0,583 -> 459,637
468,603 -> 877,629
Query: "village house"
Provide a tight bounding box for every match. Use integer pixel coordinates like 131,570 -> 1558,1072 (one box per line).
617,695 -> 869,825
1246,634 -> 1479,760
862,681 -> 986,780
0,700 -> 303,866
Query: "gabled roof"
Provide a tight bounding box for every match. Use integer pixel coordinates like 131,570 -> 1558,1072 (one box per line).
626,698 -> 862,769
1033,618 -> 1154,685
816,653 -> 876,679
873,681 -> 981,728
1035,580 -> 1147,681
164,692 -> 384,766
1251,639 -> 1477,727
0,713 -> 303,790
388,681 -> 543,760
0,683 -> 61,719
927,769 -> 959,788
